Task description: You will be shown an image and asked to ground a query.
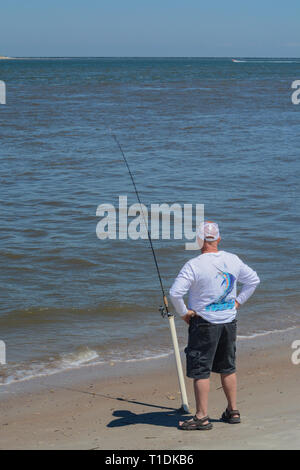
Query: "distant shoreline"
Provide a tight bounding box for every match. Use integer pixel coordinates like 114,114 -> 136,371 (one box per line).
0,56 -> 12,60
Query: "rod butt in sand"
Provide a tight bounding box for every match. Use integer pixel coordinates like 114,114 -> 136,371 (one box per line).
168,314 -> 190,414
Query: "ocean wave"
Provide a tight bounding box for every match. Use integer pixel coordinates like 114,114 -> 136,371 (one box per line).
0,347 -> 173,386
0,251 -> 25,260
237,325 -> 298,339
0,301 -> 155,326
1,325 -> 299,386
0,347 -> 100,386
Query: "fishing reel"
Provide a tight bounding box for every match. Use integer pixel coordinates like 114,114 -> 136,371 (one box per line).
159,305 -> 167,318
159,295 -> 174,318
159,305 -> 173,318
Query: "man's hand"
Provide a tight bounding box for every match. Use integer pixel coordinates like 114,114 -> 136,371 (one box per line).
235,300 -> 240,309
182,309 -> 196,325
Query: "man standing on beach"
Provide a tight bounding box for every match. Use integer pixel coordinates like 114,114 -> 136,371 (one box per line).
169,221 -> 260,430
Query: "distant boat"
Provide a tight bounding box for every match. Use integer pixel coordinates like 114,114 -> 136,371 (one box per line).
232,58 -> 245,63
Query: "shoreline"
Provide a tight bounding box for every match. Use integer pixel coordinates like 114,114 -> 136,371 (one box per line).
0,327 -> 299,449
1,323 -> 299,388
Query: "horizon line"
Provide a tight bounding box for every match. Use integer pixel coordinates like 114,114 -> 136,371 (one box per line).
2,55 -> 300,59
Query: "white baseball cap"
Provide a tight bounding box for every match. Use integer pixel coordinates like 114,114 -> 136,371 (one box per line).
197,221 -> 220,241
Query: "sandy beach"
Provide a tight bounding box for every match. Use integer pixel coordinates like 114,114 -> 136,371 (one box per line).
0,327 -> 299,450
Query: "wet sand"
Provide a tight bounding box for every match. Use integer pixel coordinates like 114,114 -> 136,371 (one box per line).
0,328 -> 299,450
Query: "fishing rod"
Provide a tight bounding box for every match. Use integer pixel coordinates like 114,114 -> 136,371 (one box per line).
111,132 -> 189,414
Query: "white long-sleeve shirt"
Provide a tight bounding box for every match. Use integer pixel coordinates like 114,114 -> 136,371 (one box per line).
169,250 -> 260,324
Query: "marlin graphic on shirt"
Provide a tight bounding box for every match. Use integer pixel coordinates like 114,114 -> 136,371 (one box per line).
215,269 -> 236,302
205,266 -> 236,311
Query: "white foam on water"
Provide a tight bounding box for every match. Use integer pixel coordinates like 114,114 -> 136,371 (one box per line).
0,348 -> 101,386
233,60 -> 300,63
59,349 -> 99,367
0,347 -> 174,386
237,326 -> 298,340
111,350 -> 172,364
1,325 -> 299,386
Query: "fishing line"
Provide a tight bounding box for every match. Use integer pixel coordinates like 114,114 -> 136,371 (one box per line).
110,131 -> 170,315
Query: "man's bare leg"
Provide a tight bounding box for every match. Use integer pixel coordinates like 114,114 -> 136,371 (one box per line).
221,372 -> 239,417
194,378 -> 210,422
179,378 -> 210,426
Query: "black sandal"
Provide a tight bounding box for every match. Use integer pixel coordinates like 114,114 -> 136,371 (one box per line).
178,415 -> 213,431
221,408 -> 241,424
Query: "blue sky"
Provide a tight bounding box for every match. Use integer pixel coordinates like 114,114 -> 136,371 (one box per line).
1,0 -> 300,57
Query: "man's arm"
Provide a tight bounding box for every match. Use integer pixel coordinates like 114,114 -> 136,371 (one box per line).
169,262 -> 196,323
236,259 -> 260,306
